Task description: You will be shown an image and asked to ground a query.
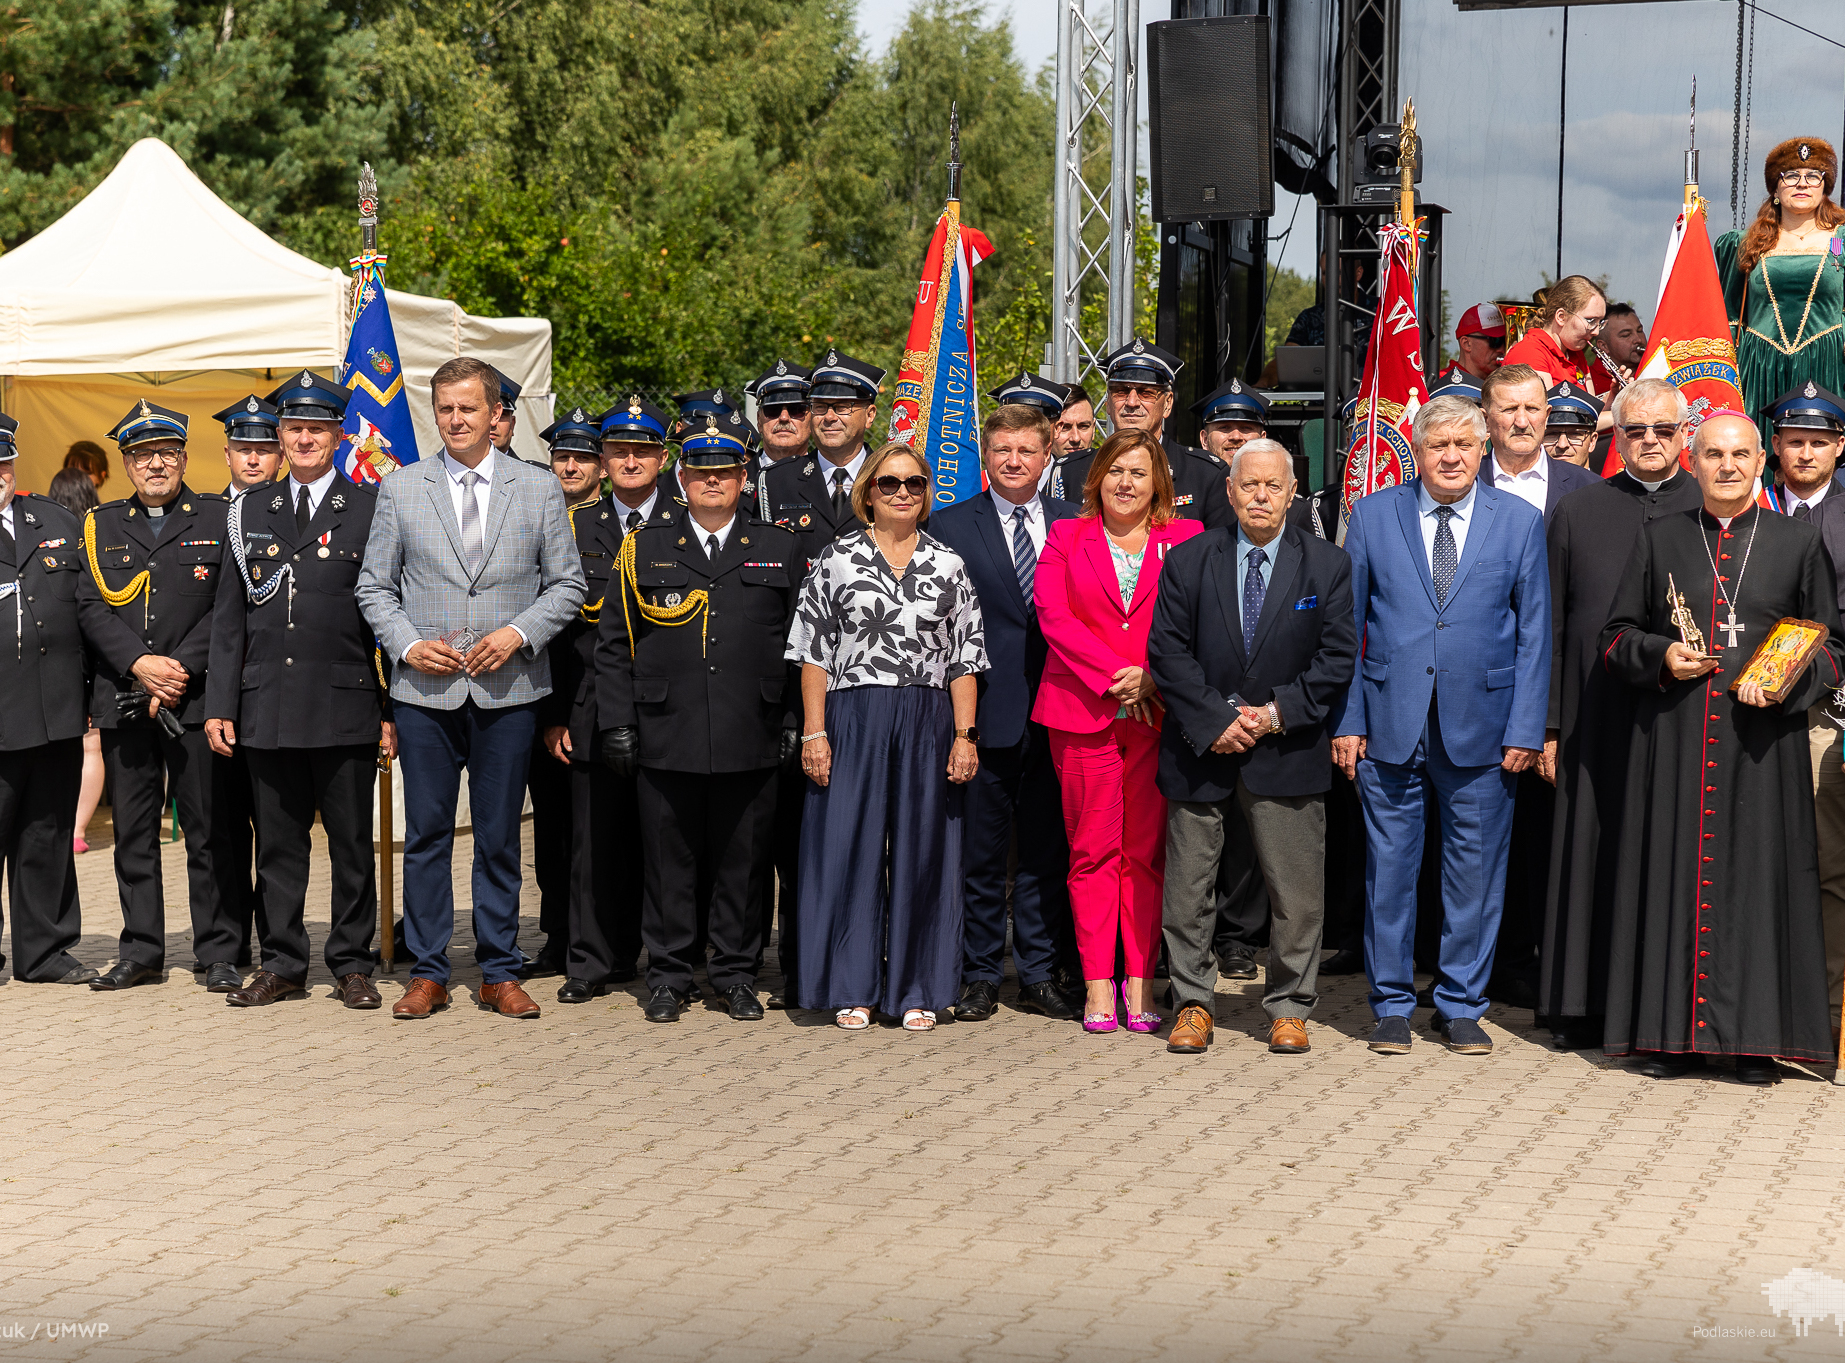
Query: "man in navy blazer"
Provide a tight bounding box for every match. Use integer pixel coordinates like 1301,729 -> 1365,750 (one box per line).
1474,362 -> 1597,1011
1330,395 -> 1550,1057
1148,440 -> 1357,1057
930,405 -> 1081,1021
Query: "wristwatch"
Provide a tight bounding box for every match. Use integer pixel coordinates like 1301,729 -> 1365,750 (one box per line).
955,726 -> 981,743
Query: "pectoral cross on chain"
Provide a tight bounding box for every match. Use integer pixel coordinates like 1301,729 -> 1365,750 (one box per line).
1718,607 -> 1746,650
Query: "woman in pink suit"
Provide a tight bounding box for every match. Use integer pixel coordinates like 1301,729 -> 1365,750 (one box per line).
1033,429 -> 1203,1033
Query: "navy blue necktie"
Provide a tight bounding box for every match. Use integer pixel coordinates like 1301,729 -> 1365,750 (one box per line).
1243,546 -> 1266,653
1011,505 -> 1037,606
1432,505 -> 1457,607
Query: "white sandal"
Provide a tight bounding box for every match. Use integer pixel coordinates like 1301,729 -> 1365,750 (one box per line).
901,1009 -> 936,1032
835,1006 -> 872,1031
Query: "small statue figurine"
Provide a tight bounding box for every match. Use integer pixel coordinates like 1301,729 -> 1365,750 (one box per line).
1667,572 -> 1707,656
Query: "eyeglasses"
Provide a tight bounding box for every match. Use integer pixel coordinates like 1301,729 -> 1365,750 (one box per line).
1620,423 -> 1682,441
1575,316 -> 1606,333
124,449 -> 183,467
811,400 -> 868,416
1462,333 -> 1506,351
761,403 -> 809,420
1109,384 -> 1167,402
1780,170 -> 1828,187
874,475 -> 929,496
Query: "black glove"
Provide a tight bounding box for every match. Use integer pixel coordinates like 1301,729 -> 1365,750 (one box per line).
780,727 -> 801,770
598,726 -> 639,778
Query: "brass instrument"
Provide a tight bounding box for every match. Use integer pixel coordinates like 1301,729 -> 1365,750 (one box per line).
1496,302 -> 1543,349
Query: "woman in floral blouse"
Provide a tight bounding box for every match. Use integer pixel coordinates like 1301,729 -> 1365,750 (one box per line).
785,443 -> 989,1033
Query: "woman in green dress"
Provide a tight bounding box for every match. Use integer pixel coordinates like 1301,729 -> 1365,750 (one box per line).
1716,136 -> 1845,429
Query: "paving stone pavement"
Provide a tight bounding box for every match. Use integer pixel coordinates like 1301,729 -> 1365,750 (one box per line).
5,820 -> 1845,1362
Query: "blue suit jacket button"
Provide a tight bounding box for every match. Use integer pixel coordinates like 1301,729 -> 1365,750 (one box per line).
1427,666 -> 1434,674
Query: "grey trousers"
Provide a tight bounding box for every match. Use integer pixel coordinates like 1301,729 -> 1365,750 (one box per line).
1163,780 -> 1326,1019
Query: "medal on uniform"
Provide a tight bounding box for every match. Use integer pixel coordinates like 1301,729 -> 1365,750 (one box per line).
317,530 -> 332,559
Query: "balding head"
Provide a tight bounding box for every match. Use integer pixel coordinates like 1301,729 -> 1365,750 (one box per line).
1690,413 -> 1765,517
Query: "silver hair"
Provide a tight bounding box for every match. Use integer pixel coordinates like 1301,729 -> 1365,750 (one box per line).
1410,395 -> 1489,449
1690,412 -> 1762,457
1610,376 -> 1688,427
1228,437 -> 1295,485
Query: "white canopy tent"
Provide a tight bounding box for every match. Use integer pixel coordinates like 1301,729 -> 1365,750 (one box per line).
0,138 -> 554,495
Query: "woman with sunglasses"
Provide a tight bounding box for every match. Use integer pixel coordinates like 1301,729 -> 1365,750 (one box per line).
1032,430 -> 1203,1034
1502,276 -> 1618,405
786,443 -> 988,1033
1716,137 -> 1845,430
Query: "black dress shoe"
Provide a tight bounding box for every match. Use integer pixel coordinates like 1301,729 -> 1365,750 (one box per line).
1218,946 -> 1258,980
204,963 -> 243,993
1735,1057 -> 1780,1085
1415,985 -> 1436,1009
643,985 -> 686,1023
519,945 -> 567,979
950,980 -> 999,1021
557,978 -> 601,1003
1634,1052 -> 1702,1079
1016,979 -> 1077,1021
47,964 -> 99,985
1488,973 -> 1538,1011
766,990 -> 788,1009
90,960 -> 161,991
725,984 -> 764,1020
1318,946 -> 1365,976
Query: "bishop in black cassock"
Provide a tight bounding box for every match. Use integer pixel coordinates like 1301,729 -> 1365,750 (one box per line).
1540,418 -> 1703,1046
1599,415 -> 1843,1077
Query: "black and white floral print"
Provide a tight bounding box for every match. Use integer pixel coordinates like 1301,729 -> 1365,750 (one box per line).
786,528 -> 989,690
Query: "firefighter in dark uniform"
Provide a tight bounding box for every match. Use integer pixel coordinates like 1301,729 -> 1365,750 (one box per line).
519,402 -> 607,980
1049,338 -> 1232,529
0,415 -> 97,984
597,410 -> 803,1024
758,350 -> 888,571
204,372 -> 394,1010
539,403 -> 651,1002
210,394 -> 288,966
79,400 -> 242,992
746,359 -> 816,486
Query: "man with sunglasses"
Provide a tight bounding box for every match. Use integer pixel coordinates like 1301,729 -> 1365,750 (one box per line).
1538,377 -> 1701,1050
1051,338 -> 1233,529
597,411 -> 802,1024
758,350 -> 887,568
1444,303 -> 1507,384
80,402 -> 244,994
748,360 -> 815,473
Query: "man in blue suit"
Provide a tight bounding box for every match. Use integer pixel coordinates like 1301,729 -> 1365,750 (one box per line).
931,397 -> 1081,1021
1330,395 -> 1550,1056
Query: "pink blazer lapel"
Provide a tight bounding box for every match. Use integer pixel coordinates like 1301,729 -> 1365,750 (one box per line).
1078,517 -> 1127,617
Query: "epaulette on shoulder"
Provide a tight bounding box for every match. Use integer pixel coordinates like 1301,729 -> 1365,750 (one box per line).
95,497 -> 131,512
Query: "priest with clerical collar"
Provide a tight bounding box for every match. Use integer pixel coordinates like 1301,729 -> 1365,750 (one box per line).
1599,410 -> 1845,1083
1538,377 -> 1704,1050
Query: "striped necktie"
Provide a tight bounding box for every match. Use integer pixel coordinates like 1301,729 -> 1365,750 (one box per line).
1010,504 -> 1037,606
460,469 -> 484,574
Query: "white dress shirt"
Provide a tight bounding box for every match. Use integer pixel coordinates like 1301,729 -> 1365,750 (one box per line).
1789,483 -> 1831,516
694,515 -> 738,555
989,488 -> 1047,557
0,499 -> 13,539
1488,452 -> 1549,517
441,447 -> 496,528
288,465 -> 339,518
611,487 -> 658,532
819,446 -> 869,500
1416,481 -> 1476,571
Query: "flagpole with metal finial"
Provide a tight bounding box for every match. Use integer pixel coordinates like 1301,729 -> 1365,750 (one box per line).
357,160 -> 398,975
1685,76 -> 1701,210
1398,99 -> 1418,228
947,101 -> 961,203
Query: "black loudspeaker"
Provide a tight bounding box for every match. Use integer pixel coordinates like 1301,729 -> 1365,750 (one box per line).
1147,16 -> 1273,224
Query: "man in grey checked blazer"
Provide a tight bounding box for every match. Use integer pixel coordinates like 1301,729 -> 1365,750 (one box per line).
356,357 -> 585,1019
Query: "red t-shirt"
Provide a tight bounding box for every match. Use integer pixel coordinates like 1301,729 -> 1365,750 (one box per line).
1503,328 -> 1615,394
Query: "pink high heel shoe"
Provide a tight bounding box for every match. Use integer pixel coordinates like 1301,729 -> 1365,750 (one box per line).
1083,982 -> 1118,1033
1121,979 -> 1163,1034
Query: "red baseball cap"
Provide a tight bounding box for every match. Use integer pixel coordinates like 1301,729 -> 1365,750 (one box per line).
1456,302 -> 1506,340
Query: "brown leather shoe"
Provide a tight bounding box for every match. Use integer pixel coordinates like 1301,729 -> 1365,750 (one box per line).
478,980 -> 541,1019
225,970 -> 306,1008
392,978 -> 450,1019
1167,1003 -> 1214,1054
1269,1017 -> 1311,1053
337,973 -> 382,1010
